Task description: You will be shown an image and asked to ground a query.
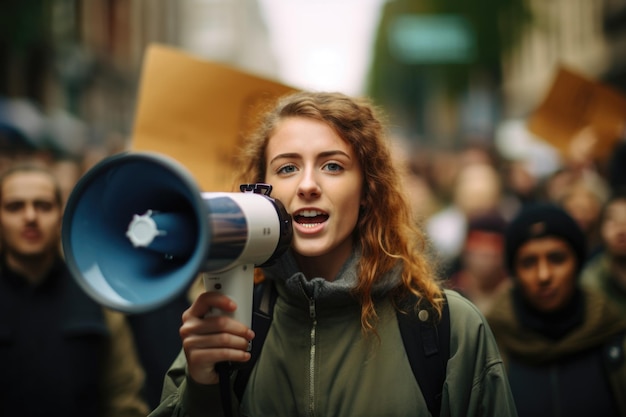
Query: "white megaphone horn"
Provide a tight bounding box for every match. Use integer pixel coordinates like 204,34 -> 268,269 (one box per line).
61,151 -> 292,328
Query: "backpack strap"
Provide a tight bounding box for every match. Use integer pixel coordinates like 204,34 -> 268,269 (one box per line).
233,280 -> 278,401
396,292 -> 450,417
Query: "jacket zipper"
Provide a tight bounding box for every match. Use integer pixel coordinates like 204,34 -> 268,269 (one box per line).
308,296 -> 317,417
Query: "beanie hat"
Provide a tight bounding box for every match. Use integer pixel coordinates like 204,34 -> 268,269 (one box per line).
504,203 -> 586,275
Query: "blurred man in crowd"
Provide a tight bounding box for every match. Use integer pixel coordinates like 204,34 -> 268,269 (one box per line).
0,164 -> 149,417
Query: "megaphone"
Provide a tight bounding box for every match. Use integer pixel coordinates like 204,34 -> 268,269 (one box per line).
61,151 -> 292,328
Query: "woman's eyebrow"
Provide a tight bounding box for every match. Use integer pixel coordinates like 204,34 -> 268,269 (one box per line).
319,150 -> 351,159
269,150 -> 350,165
269,152 -> 300,165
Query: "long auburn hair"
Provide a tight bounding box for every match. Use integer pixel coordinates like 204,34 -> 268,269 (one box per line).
234,91 -> 444,333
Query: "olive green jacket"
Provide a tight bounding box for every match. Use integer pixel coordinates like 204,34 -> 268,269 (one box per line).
150,251 -> 517,417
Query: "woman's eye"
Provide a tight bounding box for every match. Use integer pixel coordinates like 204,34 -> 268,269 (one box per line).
277,164 -> 297,175
324,162 -> 343,172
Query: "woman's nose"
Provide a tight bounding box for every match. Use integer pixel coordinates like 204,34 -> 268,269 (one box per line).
297,170 -> 321,199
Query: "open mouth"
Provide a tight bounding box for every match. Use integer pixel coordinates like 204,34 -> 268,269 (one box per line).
293,209 -> 329,228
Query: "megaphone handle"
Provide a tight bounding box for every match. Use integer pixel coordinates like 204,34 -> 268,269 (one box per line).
202,265 -> 254,329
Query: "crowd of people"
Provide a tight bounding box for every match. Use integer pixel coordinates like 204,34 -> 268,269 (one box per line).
1,88 -> 626,416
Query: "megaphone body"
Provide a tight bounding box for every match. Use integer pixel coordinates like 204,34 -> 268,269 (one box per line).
62,152 -> 292,328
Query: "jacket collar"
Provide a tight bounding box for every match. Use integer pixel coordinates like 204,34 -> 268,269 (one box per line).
262,246 -> 402,305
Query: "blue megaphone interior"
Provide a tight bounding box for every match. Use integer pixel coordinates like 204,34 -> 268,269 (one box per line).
62,153 -> 209,313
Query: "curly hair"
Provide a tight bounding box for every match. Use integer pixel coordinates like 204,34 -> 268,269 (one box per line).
234,91 -> 444,333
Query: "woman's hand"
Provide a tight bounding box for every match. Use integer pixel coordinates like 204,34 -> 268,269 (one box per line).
180,291 -> 255,385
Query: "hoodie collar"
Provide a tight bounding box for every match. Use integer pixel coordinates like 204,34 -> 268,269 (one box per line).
262,246 -> 401,304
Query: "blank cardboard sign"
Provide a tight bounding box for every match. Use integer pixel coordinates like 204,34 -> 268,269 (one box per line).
527,66 -> 626,162
131,44 -> 296,191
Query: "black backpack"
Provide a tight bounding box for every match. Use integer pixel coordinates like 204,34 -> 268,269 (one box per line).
218,281 -> 451,417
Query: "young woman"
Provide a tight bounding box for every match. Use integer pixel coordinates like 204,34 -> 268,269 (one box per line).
149,91 -> 516,417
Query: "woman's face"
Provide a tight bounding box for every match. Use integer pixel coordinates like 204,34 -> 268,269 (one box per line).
264,117 -> 364,262
514,236 -> 578,313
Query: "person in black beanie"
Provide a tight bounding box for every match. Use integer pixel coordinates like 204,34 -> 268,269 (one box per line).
485,203 -> 626,417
